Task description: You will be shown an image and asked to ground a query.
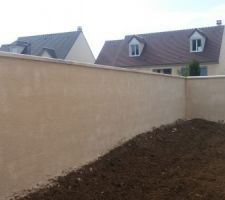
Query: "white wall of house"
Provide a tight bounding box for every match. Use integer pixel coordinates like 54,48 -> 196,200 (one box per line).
66,32 -> 95,64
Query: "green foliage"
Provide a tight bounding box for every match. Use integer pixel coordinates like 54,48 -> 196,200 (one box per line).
178,65 -> 190,77
189,59 -> 200,76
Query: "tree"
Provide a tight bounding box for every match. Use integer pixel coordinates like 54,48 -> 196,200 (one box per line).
189,59 -> 200,76
178,65 -> 189,77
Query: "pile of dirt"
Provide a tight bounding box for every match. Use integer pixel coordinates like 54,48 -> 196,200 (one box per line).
12,119 -> 225,200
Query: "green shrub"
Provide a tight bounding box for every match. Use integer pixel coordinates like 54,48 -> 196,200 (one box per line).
178,65 -> 190,77
189,59 -> 200,76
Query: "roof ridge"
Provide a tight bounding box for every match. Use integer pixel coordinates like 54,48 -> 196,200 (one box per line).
105,39 -> 123,43
18,31 -> 79,39
126,25 -> 225,37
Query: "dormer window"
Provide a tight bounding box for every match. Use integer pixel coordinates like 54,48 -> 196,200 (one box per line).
39,48 -> 57,58
189,29 -> 206,53
9,46 -> 24,53
130,44 -> 140,56
192,39 -> 202,52
128,36 -> 145,57
7,42 -> 29,54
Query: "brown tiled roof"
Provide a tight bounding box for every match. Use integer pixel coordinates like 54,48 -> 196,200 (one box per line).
96,25 -> 224,67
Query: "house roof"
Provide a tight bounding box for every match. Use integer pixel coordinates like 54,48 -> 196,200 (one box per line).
95,25 -> 224,67
0,31 -> 81,59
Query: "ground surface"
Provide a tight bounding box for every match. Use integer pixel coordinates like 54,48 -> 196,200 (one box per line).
13,119 -> 225,200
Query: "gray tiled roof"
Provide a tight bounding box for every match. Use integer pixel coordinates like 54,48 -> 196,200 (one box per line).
96,25 -> 224,67
0,31 -> 81,59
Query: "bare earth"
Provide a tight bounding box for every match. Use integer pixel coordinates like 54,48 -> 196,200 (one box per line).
12,119 -> 225,200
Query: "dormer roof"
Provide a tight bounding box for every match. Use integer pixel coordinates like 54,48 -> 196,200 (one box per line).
188,28 -> 207,38
128,35 -> 146,44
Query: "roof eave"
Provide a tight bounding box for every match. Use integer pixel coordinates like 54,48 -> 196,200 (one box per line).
116,61 -> 220,68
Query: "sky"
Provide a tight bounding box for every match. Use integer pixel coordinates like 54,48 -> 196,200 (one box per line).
0,0 -> 225,58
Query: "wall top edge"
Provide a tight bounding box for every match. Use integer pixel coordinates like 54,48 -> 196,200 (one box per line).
1,52 -> 224,80
187,75 -> 225,79
0,51 -> 185,79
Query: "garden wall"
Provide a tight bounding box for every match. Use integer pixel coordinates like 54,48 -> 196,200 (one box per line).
0,53 -> 185,199
186,76 -> 225,121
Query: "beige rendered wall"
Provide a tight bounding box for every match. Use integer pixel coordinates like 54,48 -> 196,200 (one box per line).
0,53 -> 185,199
66,32 -> 95,64
186,76 -> 225,121
208,29 -> 225,75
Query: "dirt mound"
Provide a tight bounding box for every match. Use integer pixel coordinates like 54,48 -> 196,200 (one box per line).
12,119 -> 225,200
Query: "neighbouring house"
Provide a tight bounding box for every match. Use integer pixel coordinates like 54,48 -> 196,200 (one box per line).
96,21 -> 225,76
0,27 -> 95,64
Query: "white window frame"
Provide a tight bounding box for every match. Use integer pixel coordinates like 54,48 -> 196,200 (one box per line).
130,44 -> 140,57
190,30 -> 206,53
191,39 -> 203,52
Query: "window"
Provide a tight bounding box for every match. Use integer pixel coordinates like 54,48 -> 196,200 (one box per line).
128,36 -> 145,57
153,69 -> 161,73
9,47 -> 19,53
200,66 -> 208,76
190,30 -> 206,53
130,44 -> 140,56
153,68 -> 172,75
179,66 -> 208,76
12,47 -> 18,53
192,39 -> 202,52
9,46 -> 24,54
163,68 -> 172,74
181,67 -> 186,75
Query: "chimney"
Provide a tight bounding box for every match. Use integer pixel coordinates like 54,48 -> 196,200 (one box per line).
216,20 -> 222,26
77,26 -> 82,32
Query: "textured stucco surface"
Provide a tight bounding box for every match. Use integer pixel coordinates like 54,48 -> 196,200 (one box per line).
186,76 -> 225,121
0,53 -> 185,199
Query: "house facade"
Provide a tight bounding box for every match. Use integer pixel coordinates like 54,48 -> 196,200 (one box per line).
96,22 -> 225,76
0,27 -> 95,64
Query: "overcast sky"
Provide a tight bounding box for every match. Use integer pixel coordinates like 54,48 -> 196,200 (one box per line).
0,0 -> 225,57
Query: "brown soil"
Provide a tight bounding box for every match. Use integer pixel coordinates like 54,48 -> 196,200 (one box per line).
12,119 -> 225,200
